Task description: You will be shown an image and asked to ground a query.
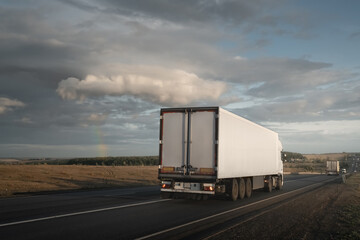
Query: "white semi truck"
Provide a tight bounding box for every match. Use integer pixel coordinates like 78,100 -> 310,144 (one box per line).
326,160 -> 340,175
158,107 -> 284,201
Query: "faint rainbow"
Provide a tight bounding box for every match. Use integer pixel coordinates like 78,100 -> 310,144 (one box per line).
92,126 -> 108,157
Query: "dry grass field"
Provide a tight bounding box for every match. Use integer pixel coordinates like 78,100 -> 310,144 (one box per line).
303,153 -> 347,161
284,162 -> 326,173
0,165 -> 159,197
284,153 -> 349,173
0,153 -> 354,197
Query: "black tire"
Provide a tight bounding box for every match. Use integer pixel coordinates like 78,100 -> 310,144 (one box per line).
276,175 -> 283,190
266,176 -> 273,192
160,192 -> 172,199
230,178 -> 239,201
239,178 -> 245,199
191,194 -> 197,200
245,178 -> 252,198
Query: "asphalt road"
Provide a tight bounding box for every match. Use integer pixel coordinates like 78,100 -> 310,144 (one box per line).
0,174 -> 340,240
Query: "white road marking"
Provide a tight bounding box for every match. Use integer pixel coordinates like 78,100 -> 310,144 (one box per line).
136,177 -> 336,240
0,199 -> 171,228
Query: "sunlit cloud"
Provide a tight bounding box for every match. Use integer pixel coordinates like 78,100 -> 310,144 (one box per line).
57,67 -> 228,106
0,97 -> 25,114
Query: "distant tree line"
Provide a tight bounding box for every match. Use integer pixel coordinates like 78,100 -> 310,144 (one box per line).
0,156 -> 159,166
67,156 -> 159,166
282,151 -> 306,161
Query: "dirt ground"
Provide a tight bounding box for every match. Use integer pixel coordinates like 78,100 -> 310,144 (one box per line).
210,174 -> 360,240
304,153 -> 347,161
0,165 -> 159,197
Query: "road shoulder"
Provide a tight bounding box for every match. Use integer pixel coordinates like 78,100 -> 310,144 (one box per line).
209,174 -> 360,240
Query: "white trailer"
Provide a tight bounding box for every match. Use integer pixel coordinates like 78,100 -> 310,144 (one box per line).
326,160 -> 340,175
158,107 -> 284,201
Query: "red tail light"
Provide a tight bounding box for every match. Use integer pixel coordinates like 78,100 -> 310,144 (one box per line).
161,181 -> 172,189
203,183 -> 215,191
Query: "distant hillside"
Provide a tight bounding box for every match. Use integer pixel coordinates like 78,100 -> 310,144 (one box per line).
0,156 -> 159,166
0,159 -> 22,164
67,156 -> 158,166
304,153 -> 348,161
283,152 -> 359,173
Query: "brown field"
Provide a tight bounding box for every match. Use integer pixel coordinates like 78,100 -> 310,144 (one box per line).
304,153 -> 347,161
284,153 -> 350,173
284,160 -> 326,174
0,165 -> 159,197
0,152 -> 353,197
284,162 -> 326,174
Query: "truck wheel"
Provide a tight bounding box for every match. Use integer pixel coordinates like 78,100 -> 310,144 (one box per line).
239,178 -> 245,199
230,178 -> 238,201
266,176 -> 272,192
276,176 -> 283,190
245,178 -> 252,198
161,192 -> 172,199
196,194 -> 202,200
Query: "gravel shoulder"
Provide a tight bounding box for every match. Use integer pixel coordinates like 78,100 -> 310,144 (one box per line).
210,174 -> 360,240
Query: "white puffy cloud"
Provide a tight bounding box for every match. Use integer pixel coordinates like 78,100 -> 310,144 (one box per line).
57,67 -> 228,106
0,97 -> 25,114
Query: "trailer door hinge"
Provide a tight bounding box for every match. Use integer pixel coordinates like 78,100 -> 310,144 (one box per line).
160,116 -> 163,120
159,140 -> 163,144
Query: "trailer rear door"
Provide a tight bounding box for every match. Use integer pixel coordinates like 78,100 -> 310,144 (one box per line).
161,111 -> 187,173
189,111 -> 216,175
160,108 -> 217,176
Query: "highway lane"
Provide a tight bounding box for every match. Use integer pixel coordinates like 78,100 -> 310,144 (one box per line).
0,174 -> 340,240
0,186 -> 161,225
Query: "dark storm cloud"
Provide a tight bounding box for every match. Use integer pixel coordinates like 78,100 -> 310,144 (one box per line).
244,59 -> 335,98
62,0 -> 316,43
192,56 -> 338,99
233,81 -> 360,123
61,0 -> 277,25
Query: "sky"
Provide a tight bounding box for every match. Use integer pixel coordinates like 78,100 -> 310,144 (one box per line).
0,0 -> 360,158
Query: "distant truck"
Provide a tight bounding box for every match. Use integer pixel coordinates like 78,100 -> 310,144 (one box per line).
158,107 -> 284,201
326,160 -> 340,175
